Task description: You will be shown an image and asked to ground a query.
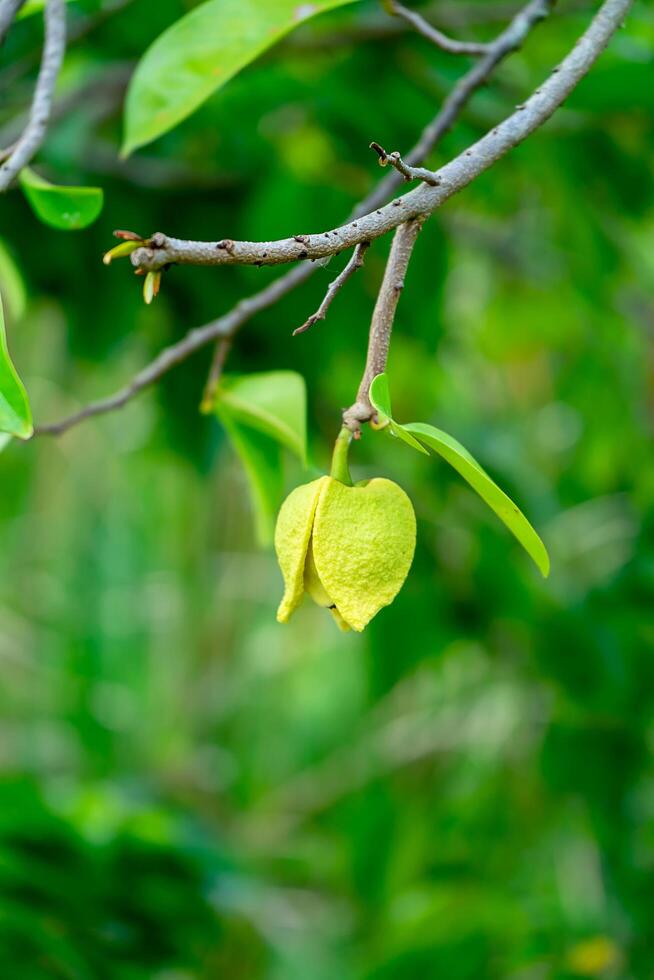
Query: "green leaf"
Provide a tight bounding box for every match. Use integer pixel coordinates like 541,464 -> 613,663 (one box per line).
19,168 -> 104,231
214,371 -> 308,545
217,371 -> 307,464
370,373 -> 549,577
0,433 -> 11,454
217,411 -> 284,547
369,373 -> 429,455
103,240 -> 145,265
405,422 -> 550,578
122,0 -> 360,156
0,293 -> 32,440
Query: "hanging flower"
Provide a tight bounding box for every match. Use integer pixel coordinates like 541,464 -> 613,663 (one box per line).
275,473 -> 416,632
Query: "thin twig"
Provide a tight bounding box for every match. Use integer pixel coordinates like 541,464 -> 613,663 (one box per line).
0,0 -> 27,44
382,0 -> 492,55
293,242 -> 370,336
0,0 -> 66,192
33,265 -> 313,436
283,0 -> 557,52
369,142 -> 440,185
284,0 -> 582,52
200,337 -> 232,413
343,220 -> 424,433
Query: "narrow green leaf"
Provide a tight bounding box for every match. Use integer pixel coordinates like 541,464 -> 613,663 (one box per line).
19,168 -> 104,231
369,373 -> 429,455
0,294 -> 32,439
370,374 -> 549,576
405,422 -> 550,578
0,433 -> 11,453
217,411 -> 284,547
103,240 -> 144,265
217,371 -> 307,464
122,0 -> 360,156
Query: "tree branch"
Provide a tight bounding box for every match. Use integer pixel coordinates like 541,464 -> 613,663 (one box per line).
0,0 -> 66,191
343,219 -> 424,433
34,0 -> 619,438
293,242 -> 370,336
381,0 -> 492,56
129,0 -> 629,274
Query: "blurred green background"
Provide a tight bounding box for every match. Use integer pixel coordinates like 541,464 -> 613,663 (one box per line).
1,0 -> 653,976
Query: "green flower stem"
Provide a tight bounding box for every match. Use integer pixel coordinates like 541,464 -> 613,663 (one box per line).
330,427 -> 353,486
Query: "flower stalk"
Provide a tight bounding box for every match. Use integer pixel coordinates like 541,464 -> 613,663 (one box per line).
330,427 -> 353,486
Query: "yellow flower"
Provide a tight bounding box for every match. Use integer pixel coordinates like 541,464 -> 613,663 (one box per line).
275,475 -> 416,632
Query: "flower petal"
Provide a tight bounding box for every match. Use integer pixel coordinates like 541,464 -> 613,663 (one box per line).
312,478 -> 416,632
275,476 -> 329,622
304,540 -> 333,608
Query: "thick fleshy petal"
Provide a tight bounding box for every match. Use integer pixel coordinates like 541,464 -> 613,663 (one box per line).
275,476 -> 328,622
303,540 -> 332,608
304,540 -> 351,630
312,478 -> 416,632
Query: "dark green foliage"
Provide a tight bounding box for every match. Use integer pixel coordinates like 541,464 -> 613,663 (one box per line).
0,0 -> 653,976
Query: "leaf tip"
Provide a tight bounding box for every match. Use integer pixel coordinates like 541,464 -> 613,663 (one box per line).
537,549 -> 551,579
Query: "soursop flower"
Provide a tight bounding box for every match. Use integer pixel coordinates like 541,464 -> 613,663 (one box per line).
275,474 -> 416,632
